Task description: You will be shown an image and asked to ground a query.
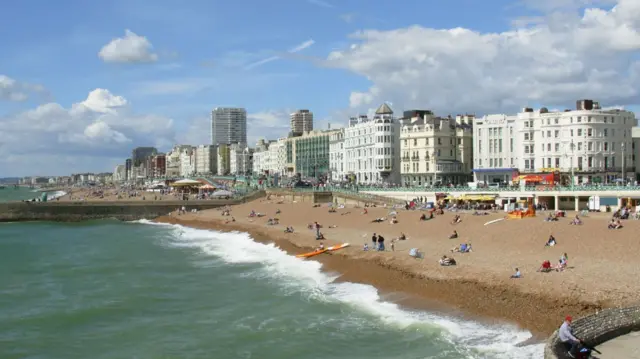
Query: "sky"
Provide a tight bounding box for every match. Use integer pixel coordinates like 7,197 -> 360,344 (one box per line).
1,0 -> 640,177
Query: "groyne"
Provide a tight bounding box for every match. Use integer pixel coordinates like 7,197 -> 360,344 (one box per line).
0,200 -> 238,222
544,306 -> 640,358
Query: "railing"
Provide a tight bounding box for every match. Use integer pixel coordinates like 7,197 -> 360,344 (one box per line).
352,185 -> 640,193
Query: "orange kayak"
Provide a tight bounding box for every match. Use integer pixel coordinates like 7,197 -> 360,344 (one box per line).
296,249 -> 327,258
296,243 -> 349,258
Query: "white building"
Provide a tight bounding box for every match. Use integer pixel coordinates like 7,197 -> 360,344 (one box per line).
229,143 -> 253,175
179,148 -> 196,177
400,112 -> 474,186
166,145 -> 192,178
329,128 -> 345,182
473,99 -> 636,185
290,109 -> 313,136
343,103 -> 401,184
211,107 -> 247,146
268,139 -> 287,176
113,165 -> 126,182
194,145 -> 217,175
252,139 -> 271,175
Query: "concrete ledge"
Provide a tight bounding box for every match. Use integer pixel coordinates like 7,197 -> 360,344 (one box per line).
0,199 -> 249,222
544,306 -> 640,358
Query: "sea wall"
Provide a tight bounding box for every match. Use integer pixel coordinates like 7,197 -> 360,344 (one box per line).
544,306 -> 640,358
265,189 -> 405,207
0,200 -> 237,222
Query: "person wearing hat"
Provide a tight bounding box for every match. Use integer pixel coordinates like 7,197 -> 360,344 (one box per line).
559,315 -> 583,357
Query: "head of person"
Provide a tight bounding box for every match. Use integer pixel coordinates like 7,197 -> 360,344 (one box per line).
565,315 -> 572,323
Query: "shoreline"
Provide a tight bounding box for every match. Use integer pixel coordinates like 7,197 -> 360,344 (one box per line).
154,214 -> 602,338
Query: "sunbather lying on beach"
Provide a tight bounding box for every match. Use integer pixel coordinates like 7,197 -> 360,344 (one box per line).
569,215 -> 582,225
371,217 -> 385,223
451,243 -> 472,253
284,226 -> 294,233
439,255 -> 457,266
449,230 -> 458,239
451,215 -> 462,224
607,219 -> 623,229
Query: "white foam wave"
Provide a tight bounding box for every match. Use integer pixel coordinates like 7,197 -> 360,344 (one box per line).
46,191 -> 67,200
141,221 -> 544,358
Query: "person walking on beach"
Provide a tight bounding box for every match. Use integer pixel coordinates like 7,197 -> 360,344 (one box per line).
371,233 -> 378,250
559,315 -> 583,357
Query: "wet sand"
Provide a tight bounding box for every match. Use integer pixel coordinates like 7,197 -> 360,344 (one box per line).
153,196 -> 640,337
597,331 -> 640,358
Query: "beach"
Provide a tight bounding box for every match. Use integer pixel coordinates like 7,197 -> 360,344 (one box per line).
155,195 -> 640,337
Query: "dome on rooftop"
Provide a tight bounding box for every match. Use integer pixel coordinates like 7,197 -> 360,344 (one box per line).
375,103 -> 393,115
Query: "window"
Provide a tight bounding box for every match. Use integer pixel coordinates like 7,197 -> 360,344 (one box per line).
578,142 -> 582,151
604,142 -> 608,151
525,159 -> 530,169
499,139 -> 503,152
554,130 -> 559,138
604,129 -> 608,137
524,133 -> 529,141
547,143 -> 551,151
555,143 -> 560,152
588,129 -> 593,137
578,129 -> 582,136
555,158 -> 560,167
554,118 -> 559,124
510,139 -> 513,152
588,142 -> 592,151
570,129 -> 574,137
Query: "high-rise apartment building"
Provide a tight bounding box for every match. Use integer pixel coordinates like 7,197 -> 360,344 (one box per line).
211,107 -> 247,146
131,147 -> 158,167
290,109 -> 313,136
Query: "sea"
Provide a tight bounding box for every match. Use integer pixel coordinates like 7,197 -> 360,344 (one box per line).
0,189 -> 544,359
0,187 -> 66,203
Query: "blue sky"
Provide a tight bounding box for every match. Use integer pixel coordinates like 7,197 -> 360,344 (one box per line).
1,0 -> 639,176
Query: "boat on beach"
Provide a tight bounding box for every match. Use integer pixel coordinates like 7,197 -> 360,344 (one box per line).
296,243 -> 350,258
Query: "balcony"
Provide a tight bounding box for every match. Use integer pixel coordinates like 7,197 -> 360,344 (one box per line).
411,156 -> 420,161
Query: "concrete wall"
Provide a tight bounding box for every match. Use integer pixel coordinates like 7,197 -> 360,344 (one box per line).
0,200 -> 239,222
544,306 -> 640,358
265,189 -> 405,207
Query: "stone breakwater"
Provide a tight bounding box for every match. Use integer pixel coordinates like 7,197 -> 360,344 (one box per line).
544,306 -> 640,358
0,201 -> 237,222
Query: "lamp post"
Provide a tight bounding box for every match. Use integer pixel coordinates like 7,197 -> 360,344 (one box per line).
622,142 -> 626,184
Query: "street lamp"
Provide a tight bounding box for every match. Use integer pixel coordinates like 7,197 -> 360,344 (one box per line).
622,142 -> 626,184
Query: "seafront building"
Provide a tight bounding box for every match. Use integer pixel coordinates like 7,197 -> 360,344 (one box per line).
229,143 -> 253,175
216,144 -> 231,176
290,109 -> 313,137
194,145 -> 217,175
399,112 -> 474,186
473,99 -> 636,185
113,165 -> 126,182
342,103 -> 401,184
329,128 -> 345,182
211,107 -> 247,146
288,129 -> 338,179
131,147 -> 158,167
179,147 -> 196,177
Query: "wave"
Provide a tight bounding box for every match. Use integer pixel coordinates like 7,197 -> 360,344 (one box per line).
134,219 -> 544,358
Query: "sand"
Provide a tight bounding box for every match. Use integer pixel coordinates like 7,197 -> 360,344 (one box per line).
152,195 -> 640,337
597,331 -> 640,358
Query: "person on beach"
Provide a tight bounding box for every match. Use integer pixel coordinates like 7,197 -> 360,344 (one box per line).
398,232 -> 406,240
510,268 -> 521,278
371,233 -> 378,250
377,234 -> 385,251
545,235 -> 557,247
449,230 -> 458,239
559,316 -> 583,357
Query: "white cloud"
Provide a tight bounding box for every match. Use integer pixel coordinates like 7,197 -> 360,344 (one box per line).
98,29 -> 159,63
0,88 -> 176,176
324,0 -> 640,115
0,75 -> 47,102
246,110 -> 292,144
245,39 -> 315,69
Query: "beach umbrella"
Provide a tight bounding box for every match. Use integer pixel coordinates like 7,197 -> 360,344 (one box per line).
172,179 -> 202,187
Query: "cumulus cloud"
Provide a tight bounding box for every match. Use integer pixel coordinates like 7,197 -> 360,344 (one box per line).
98,30 -> 159,63
0,75 -> 47,102
324,0 -> 640,115
0,88 -> 175,175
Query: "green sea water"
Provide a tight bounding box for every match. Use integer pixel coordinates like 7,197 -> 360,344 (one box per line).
0,220 -> 543,358
0,187 -> 43,202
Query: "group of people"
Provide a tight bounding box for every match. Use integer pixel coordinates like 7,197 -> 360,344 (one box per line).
537,253 -> 568,272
